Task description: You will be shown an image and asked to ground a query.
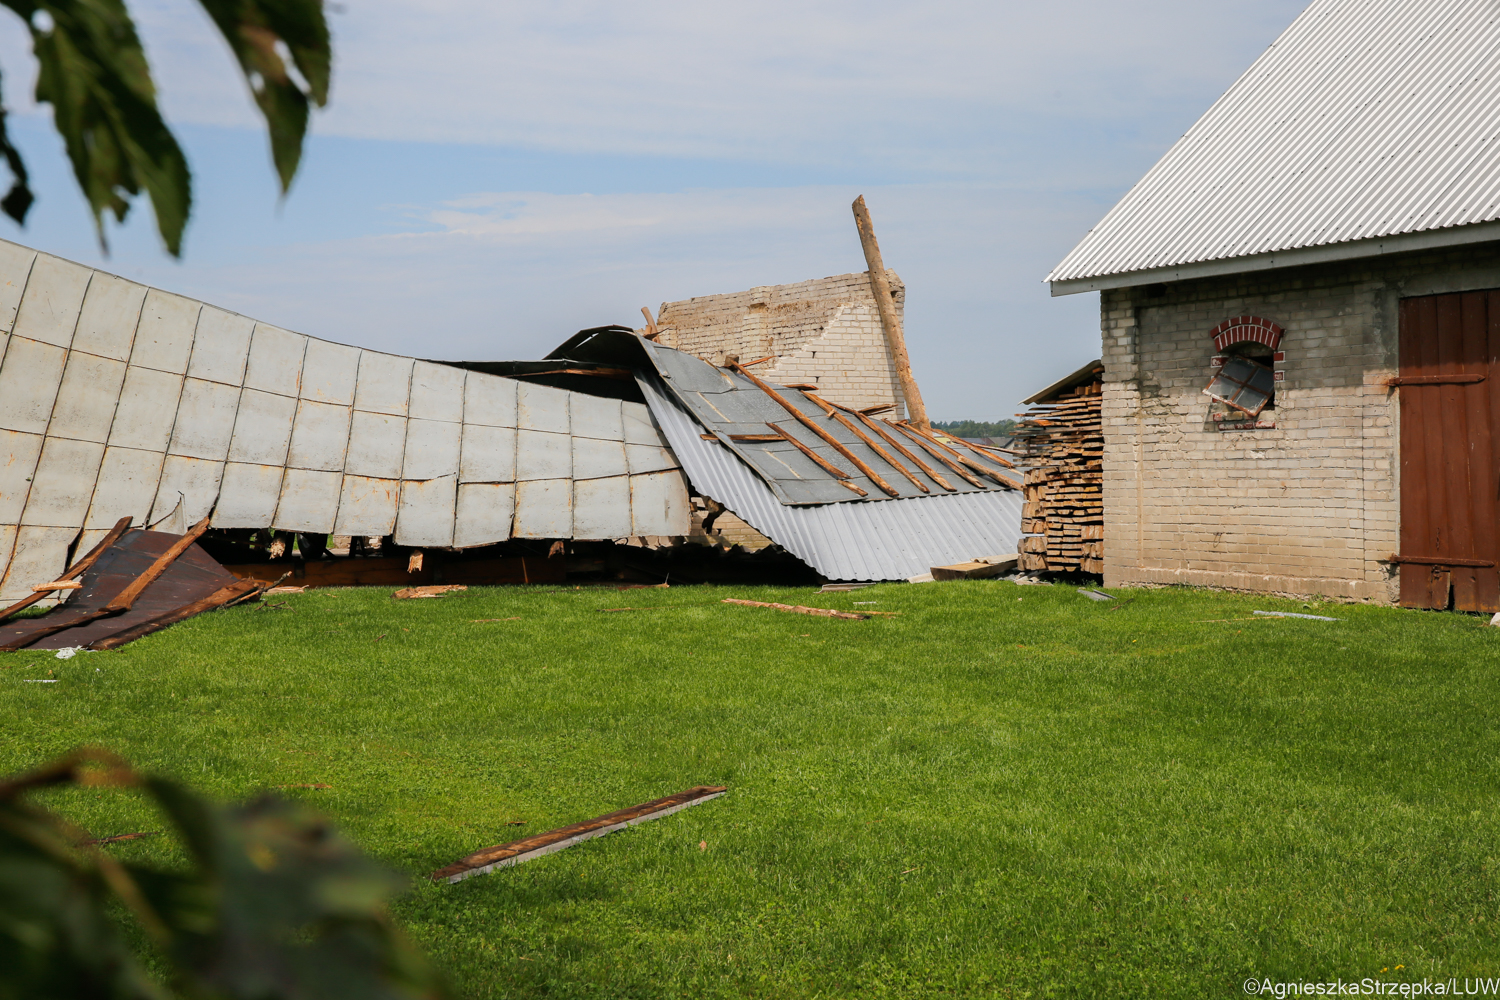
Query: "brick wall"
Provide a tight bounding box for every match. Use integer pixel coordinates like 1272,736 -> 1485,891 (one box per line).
1099,241 -> 1500,603
650,272 -> 907,415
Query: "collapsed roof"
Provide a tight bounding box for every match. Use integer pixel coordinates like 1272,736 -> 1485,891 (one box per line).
0,241 -> 1022,593
553,328 -> 1024,581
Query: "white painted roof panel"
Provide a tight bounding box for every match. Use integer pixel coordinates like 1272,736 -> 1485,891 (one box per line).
1048,0 -> 1500,286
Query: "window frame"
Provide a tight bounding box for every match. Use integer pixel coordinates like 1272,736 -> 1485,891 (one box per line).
1203,355 -> 1276,417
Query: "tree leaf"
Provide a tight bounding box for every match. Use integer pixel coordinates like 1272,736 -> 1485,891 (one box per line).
0,74 -> 35,227
194,0 -> 331,193
2,0 -> 191,255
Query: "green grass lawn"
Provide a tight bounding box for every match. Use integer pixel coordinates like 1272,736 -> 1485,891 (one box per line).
4,579 -> 1499,998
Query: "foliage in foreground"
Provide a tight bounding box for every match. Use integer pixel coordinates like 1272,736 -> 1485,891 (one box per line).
0,0 -> 330,254
0,748 -> 443,1000
3,581 -> 1499,998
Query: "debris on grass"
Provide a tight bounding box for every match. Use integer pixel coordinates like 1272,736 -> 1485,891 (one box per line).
83,830 -> 160,846
722,598 -> 870,620
1489,612 -> 1500,627
931,554 -> 1018,581
433,785 -> 728,884
393,585 -> 468,600
22,679 -> 59,683
0,519 -> 262,652
1253,610 -> 1340,621
265,585 -> 308,595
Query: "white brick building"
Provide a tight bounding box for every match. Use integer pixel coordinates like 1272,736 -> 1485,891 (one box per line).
1047,0 -> 1500,611
648,272 -> 907,416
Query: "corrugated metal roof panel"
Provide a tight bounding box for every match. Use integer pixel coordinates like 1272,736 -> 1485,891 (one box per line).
639,374 -> 1023,581
1048,0 -> 1500,286
639,339 -> 1019,503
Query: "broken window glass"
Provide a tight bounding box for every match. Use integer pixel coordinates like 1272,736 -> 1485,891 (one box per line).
1204,356 -> 1275,417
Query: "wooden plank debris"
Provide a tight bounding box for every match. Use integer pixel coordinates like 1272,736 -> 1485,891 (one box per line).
0,525 -> 259,651
87,579 -> 261,650
721,598 -> 870,620
393,584 -> 468,599
731,364 -> 900,497
805,393 -> 929,494
432,785 -> 728,883
103,513 -> 213,614
0,516 -> 132,624
852,410 -> 956,490
82,830 -> 160,847
885,421 -> 987,489
930,554 -> 1018,581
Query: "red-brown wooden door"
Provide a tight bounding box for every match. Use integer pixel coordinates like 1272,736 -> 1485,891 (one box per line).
1398,291 -> 1500,611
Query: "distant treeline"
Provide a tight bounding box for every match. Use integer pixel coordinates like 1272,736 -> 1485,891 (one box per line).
932,419 -> 1017,439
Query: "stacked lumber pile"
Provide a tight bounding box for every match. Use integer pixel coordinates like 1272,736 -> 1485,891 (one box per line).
1016,380 -> 1103,574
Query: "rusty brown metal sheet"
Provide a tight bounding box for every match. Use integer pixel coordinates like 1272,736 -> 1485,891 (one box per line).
1397,290 -> 1500,612
0,528 -> 243,649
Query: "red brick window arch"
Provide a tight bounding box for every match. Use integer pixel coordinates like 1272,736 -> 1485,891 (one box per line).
1205,316 -> 1283,419
1211,316 -> 1283,352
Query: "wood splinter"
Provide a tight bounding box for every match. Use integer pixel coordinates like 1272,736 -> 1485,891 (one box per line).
721,598 -> 870,621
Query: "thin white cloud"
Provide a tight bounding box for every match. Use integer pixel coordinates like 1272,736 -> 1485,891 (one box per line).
0,0 -> 1309,173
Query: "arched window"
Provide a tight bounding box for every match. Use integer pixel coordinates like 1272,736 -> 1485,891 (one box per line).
1204,317 -> 1283,418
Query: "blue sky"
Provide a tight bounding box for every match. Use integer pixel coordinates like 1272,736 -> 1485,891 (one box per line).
0,0 -> 1309,418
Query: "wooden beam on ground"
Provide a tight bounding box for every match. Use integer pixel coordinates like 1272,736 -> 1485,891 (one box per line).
0,517 -> 132,624
852,195 -> 929,431
721,598 -> 870,620
432,786 -> 728,883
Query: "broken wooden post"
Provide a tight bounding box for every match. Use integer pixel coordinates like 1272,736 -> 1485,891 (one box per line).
852,195 -> 930,431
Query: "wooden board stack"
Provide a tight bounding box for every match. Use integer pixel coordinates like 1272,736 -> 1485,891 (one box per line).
1016,379 -> 1103,574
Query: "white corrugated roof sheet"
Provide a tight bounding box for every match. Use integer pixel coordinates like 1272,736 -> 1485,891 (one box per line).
1048,0 -> 1500,287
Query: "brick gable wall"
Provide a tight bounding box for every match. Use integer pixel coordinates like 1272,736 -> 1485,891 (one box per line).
649,272 -> 907,415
